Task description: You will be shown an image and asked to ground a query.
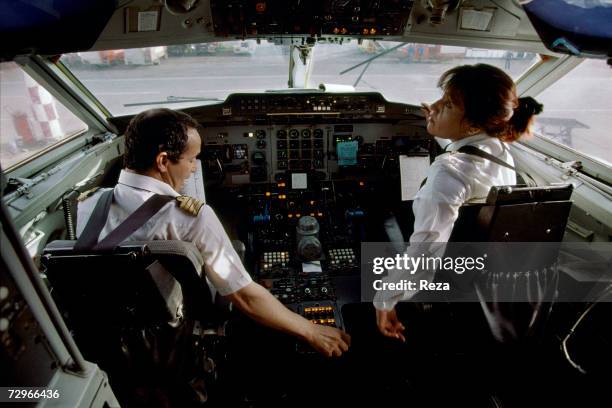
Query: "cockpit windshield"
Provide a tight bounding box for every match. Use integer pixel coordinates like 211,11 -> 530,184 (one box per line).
61,41 -> 289,116
310,41 -> 540,105
60,40 -> 541,116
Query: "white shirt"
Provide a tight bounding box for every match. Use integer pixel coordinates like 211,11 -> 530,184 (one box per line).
77,170 -> 253,296
374,133 -> 516,310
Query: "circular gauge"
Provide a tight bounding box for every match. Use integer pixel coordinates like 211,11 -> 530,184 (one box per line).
257,139 -> 267,149
301,129 -> 311,138
313,128 -> 324,138
289,129 -> 299,139
256,129 -> 266,139
277,129 -> 287,139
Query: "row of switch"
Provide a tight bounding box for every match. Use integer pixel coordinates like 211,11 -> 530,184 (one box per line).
277,140 -> 324,149
277,159 -> 324,170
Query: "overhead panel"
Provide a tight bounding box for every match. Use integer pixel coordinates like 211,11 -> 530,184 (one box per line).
210,0 -> 414,37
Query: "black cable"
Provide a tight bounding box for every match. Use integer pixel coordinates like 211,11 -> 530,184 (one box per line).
61,189 -> 80,240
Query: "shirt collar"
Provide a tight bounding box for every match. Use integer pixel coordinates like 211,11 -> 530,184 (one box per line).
444,132 -> 491,152
117,170 -> 180,197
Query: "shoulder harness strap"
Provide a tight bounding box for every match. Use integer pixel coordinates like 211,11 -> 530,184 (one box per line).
75,192 -> 203,252
456,145 -> 516,171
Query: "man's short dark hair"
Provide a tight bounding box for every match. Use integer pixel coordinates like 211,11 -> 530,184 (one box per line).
123,108 -> 199,171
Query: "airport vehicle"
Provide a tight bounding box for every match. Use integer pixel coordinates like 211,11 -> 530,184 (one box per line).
1,1 -> 611,407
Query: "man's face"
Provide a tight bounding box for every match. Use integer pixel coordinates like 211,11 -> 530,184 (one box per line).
163,127 -> 201,192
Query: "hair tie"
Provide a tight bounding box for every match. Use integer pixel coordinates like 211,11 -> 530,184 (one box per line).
516,96 -> 543,116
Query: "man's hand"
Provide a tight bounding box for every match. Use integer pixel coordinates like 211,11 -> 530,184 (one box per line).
376,307 -> 406,342
304,324 -> 351,357
227,282 -> 351,357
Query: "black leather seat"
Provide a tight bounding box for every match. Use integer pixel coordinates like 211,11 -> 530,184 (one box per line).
384,183 -> 573,342
40,239 -> 217,405
446,184 -> 573,343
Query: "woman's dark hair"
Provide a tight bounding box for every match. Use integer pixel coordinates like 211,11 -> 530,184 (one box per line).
123,108 -> 199,171
438,64 -> 543,142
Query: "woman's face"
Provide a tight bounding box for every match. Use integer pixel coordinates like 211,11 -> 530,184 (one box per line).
424,91 -> 472,140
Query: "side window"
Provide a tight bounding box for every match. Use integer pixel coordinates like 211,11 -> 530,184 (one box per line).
0,61 -> 88,170
533,59 -> 612,166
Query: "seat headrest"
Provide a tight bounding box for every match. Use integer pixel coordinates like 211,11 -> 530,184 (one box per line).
486,184 -> 573,205
43,240 -> 204,272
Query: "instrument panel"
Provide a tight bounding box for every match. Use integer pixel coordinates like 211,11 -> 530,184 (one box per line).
195,92 -> 430,184
201,122 -> 431,185
201,93 -> 434,353
210,0 -> 414,37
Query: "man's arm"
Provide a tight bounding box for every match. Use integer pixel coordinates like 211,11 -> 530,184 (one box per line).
225,282 -> 351,357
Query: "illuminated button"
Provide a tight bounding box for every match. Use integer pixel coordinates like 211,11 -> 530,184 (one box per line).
265,191 -> 271,197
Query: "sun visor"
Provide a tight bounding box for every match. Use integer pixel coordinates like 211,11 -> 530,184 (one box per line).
522,0 -> 612,59
0,0 -> 116,60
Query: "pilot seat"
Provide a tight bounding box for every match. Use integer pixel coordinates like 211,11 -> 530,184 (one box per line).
41,189 -> 224,406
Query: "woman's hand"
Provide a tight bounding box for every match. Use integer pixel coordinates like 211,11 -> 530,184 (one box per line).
376,307 -> 406,342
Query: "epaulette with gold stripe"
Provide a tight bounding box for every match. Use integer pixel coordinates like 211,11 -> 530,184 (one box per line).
77,187 -> 101,202
176,195 -> 205,216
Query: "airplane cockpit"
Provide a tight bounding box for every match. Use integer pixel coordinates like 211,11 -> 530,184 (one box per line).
1,1 -> 611,407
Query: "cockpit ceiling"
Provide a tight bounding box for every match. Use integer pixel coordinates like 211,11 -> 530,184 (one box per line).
92,0 -> 551,54
0,0 -> 556,59
2,1 -> 610,61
